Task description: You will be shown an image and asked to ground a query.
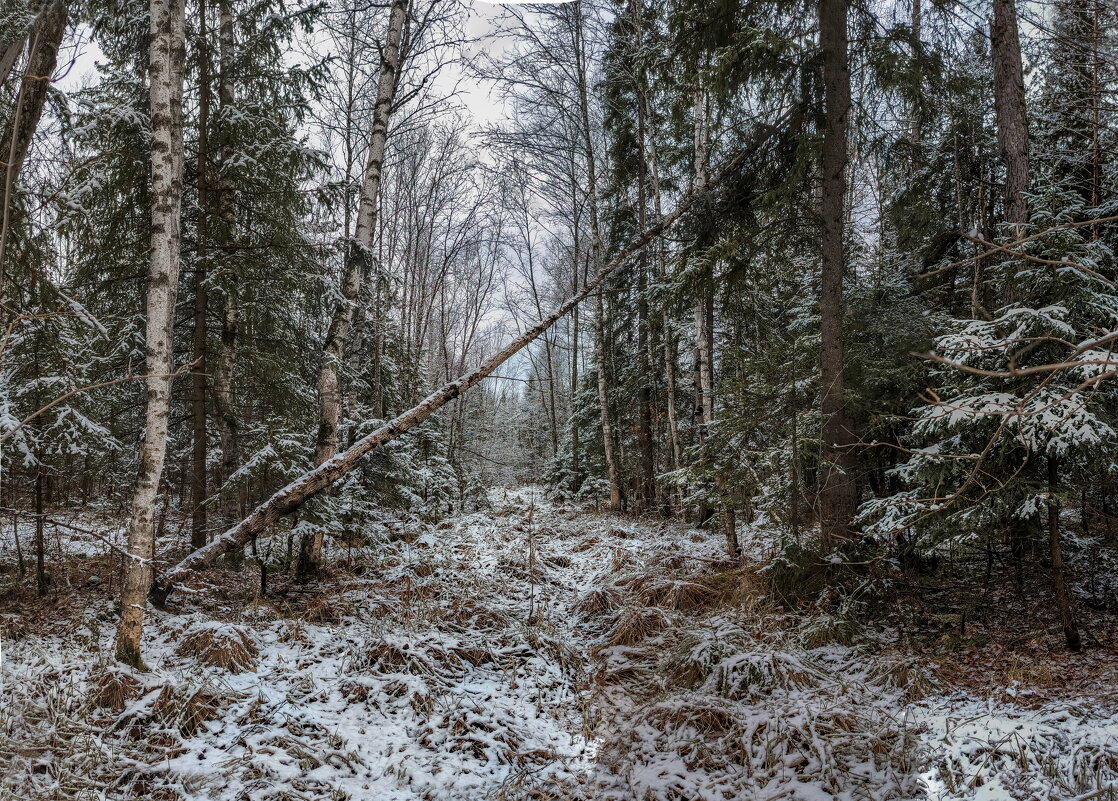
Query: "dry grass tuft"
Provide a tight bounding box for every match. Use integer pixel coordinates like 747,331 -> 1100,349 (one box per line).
452,644 -> 493,666
352,637 -> 465,680
151,684 -> 220,737
697,566 -> 771,609
605,606 -> 670,647
639,579 -> 716,612
646,696 -> 741,737
574,586 -> 623,618
176,622 -> 258,672
88,666 -> 142,712
571,536 -> 600,552
301,594 -> 352,624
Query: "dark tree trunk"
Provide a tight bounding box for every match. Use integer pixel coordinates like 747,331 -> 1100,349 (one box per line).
818,0 -> 858,544
190,0 -> 211,551
35,467 -> 45,595
991,0 -> 1029,230
1048,457 -> 1081,652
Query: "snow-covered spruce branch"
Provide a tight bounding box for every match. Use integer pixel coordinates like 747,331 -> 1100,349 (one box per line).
0,359 -> 200,447
918,212 -> 1118,281
149,108 -> 800,605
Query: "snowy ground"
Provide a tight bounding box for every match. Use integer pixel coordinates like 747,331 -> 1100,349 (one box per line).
2,488 -> 1117,800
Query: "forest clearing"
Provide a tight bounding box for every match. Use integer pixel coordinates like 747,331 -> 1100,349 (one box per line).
4,0 -> 1118,798
6,489 -> 1118,800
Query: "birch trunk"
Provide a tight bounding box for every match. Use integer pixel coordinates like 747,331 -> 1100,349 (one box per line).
314,0 -> 407,466
303,0 -> 407,576
150,114 -> 793,604
818,0 -> 858,544
114,0 -> 186,668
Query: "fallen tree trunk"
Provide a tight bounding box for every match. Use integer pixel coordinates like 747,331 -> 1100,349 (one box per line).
150,108 -> 798,605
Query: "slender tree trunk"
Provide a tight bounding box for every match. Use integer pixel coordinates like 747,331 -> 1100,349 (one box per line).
691,88 -> 715,524
991,0 -> 1029,231
573,7 -> 622,511
114,0 -> 186,668
212,0 -> 238,529
910,0 -> 921,144
0,0 -> 65,279
646,104 -> 681,511
35,464 -> 45,595
150,117 -> 793,602
303,0 -> 407,577
314,0 -> 407,466
0,0 -> 49,86
190,0 -> 211,551
1048,457 -> 1081,651
632,0 -> 656,512
818,0 -> 858,544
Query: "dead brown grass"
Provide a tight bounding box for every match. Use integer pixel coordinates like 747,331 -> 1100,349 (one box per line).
88,667 -> 142,712
574,586 -> 623,618
604,607 -> 670,647
176,623 -> 258,672
151,684 -> 220,737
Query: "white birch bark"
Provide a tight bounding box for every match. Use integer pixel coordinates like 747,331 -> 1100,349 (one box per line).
114,0 -> 186,667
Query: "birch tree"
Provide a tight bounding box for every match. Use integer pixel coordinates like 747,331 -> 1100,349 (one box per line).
114,0 -> 186,667
303,0 -> 407,575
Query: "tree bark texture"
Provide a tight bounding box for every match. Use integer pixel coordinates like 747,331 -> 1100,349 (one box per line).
114,0 -> 186,668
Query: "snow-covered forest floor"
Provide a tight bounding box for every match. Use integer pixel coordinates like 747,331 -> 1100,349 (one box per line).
3,488 -> 1118,800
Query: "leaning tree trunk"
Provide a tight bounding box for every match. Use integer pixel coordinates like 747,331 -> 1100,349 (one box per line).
0,0 -> 50,87
114,0 -> 186,668
150,112 -> 797,604
0,0 -> 65,276
818,0 -> 858,545
303,0 -> 408,577
991,0 -> 1029,232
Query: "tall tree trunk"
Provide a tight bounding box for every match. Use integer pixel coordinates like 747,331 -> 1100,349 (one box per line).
303,0 -> 407,577
0,0 -> 65,278
150,116 -> 794,603
573,4 -> 622,511
691,88 -> 715,524
1048,457 -> 1081,651
0,0 -> 50,86
190,0 -> 211,551
211,0 -> 238,529
645,99 -> 682,511
991,0 -> 1029,231
910,0 -> 921,144
633,0 -> 655,512
818,0 -> 857,544
114,0 -> 186,668
314,0 -> 407,466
